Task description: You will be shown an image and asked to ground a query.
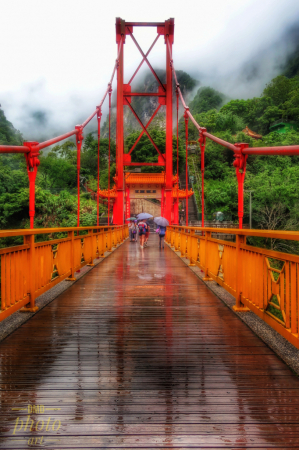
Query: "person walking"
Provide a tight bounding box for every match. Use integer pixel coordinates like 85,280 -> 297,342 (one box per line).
144,220 -> 150,247
132,221 -> 138,242
129,220 -> 134,242
158,225 -> 167,249
138,220 -> 147,248
153,217 -> 169,250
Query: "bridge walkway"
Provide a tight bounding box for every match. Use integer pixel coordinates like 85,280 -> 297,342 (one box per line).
1,234 -> 299,448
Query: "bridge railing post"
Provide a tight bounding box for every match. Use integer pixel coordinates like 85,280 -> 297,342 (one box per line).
107,228 -> 112,252
186,229 -> 191,262
203,230 -> 213,281
87,230 -> 95,267
180,228 -> 186,257
233,233 -> 250,312
21,233 -> 38,312
66,230 -> 76,281
174,227 -> 179,251
188,229 -> 196,266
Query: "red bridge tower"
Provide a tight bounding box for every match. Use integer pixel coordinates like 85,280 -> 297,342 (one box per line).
112,18 -> 175,225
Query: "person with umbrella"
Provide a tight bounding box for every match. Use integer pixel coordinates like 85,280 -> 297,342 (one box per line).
132,220 -> 138,242
137,213 -> 153,249
126,217 -> 137,242
144,220 -> 150,247
154,217 -> 169,249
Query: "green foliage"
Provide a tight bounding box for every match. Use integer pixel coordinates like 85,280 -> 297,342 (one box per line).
220,76 -> 299,134
0,108 -> 23,145
283,38 -> 299,78
220,96 -> 274,134
263,75 -> 299,107
34,190 -> 102,229
0,132 -> 108,231
39,153 -> 77,190
189,87 -> 225,115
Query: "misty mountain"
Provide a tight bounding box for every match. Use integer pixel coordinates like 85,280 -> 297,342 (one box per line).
101,69 -> 199,139
192,22 -> 299,102
282,26 -> 299,78
0,108 -> 23,145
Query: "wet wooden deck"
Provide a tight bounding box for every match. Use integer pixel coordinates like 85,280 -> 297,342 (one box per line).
1,234 -> 299,448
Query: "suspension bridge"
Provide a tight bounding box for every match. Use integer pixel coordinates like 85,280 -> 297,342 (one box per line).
1,18 -> 299,448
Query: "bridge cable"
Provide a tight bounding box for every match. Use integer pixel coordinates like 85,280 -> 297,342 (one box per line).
108,86 -> 112,226
176,88 -> 179,224
184,111 -> 189,226
162,164 -> 166,218
97,109 -> 102,227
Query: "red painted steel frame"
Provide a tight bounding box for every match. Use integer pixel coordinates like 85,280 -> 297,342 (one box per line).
96,108 -> 102,226
75,126 -> 84,230
124,162 -> 165,166
128,34 -> 160,85
175,89 -> 179,225
111,18 -> 174,224
198,132 -> 206,228
108,87 -> 112,226
114,19 -> 125,225
127,27 -> 165,91
125,99 -> 165,159
24,142 -> 40,229
184,111 -> 189,226
128,104 -> 162,155
164,19 -> 174,223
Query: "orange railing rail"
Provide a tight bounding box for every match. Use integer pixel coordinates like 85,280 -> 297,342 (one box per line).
166,226 -> 299,349
0,225 -> 129,321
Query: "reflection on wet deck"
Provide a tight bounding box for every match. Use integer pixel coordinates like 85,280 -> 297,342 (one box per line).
1,234 -> 299,448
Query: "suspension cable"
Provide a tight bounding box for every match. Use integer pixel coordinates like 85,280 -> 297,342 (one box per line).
81,39 -> 123,130
97,108 -> 102,227
176,89 -> 179,224
108,86 -> 112,226
165,37 -> 237,153
162,169 -> 166,218
184,111 -> 189,226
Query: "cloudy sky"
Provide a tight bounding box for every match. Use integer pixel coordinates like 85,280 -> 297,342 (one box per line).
1,0 -> 299,141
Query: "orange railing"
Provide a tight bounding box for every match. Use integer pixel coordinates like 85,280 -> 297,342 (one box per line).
166,226 -> 299,349
0,225 -> 129,321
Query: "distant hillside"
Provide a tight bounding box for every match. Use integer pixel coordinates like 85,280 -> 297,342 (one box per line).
189,87 -> 226,115
284,50 -> 299,78
0,108 -> 23,145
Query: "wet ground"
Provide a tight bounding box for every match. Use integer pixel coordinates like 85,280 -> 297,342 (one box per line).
1,234 -> 299,448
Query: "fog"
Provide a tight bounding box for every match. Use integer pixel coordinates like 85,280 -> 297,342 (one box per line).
1,0 -> 299,141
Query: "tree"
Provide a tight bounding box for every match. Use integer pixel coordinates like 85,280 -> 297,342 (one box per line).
189,87 -> 225,115
263,75 -> 299,107
39,152 -> 76,190
51,140 -> 76,160
0,108 -> 23,145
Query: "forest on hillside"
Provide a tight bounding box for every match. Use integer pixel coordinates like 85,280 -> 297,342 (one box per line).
1,63 -> 299,252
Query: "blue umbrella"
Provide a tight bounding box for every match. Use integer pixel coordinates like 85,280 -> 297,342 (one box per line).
137,213 -> 153,220
125,217 -> 136,221
154,217 -> 169,227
